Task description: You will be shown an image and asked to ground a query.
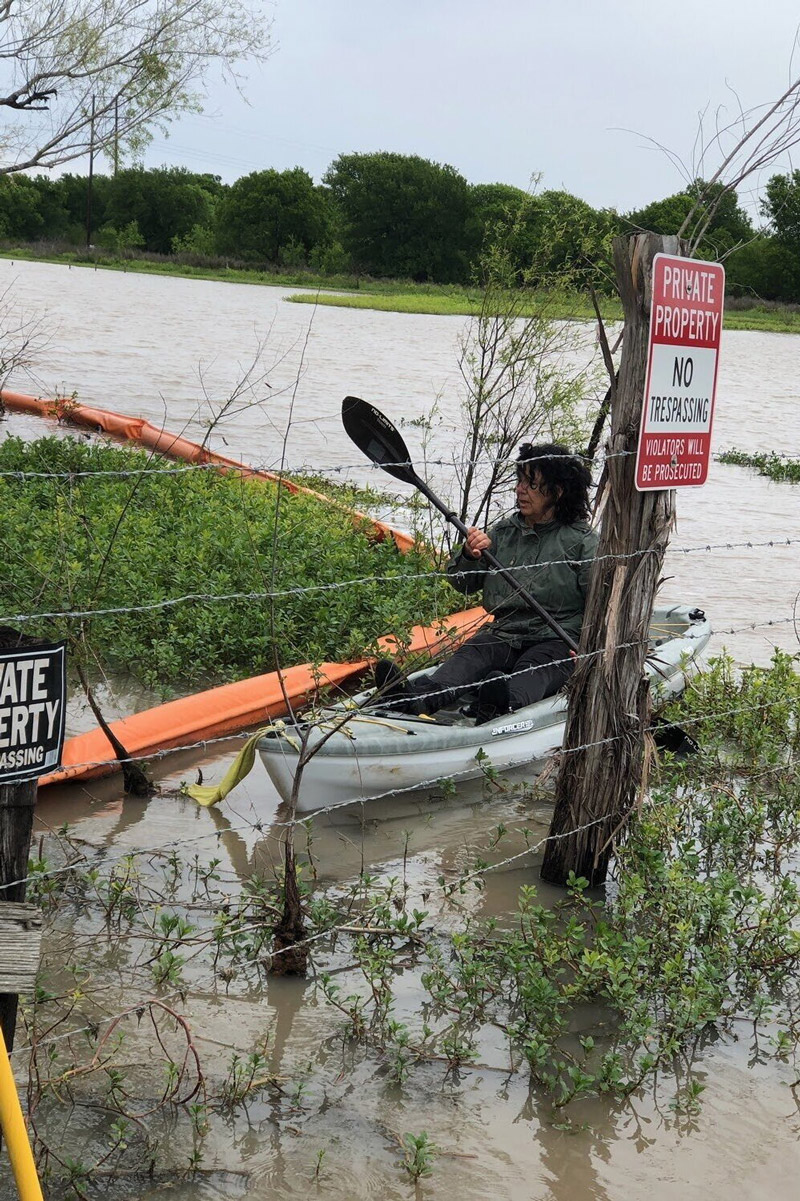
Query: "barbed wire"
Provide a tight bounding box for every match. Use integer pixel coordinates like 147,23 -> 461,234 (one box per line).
5,680 -> 799,901
204,689 -> 800,830
0,450 -> 625,483
2,446 -> 797,482
3,537 -> 798,627
361,608 -> 800,716
7,743 -> 593,896
41,605 -> 800,767
716,450 -> 800,462
0,602 -> 790,816
5,656 -> 800,1069
12,673 -> 800,1065
9,991 -> 186,1060
0,805 -> 667,1064
0,461 -> 229,481
343,629 -> 693,716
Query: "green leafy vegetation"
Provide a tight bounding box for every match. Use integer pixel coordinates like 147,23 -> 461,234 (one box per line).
0,2 -> 272,184
286,286 -> 622,321
0,436 -> 457,687
286,289 -> 800,330
401,1131 -> 437,1181
311,652 -> 800,1109
721,305 -> 800,333
214,166 -> 333,264
718,448 -> 800,482
627,179 -> 753,263
4,239 -> 799,327
323,151 -> 473,283
5,157 -> 800,309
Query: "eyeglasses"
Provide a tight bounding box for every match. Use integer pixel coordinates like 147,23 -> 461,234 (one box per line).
516,476 -> 545,494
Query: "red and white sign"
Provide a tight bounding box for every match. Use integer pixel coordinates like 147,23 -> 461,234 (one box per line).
635,253 -> 725,490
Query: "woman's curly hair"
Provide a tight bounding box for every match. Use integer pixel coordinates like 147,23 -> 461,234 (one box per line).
516,442 -> 592,524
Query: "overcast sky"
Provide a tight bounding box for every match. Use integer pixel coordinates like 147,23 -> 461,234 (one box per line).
141,0 -> 800,218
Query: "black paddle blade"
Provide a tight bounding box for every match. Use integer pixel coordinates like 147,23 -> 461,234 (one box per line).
652,718 -> 700,756
341,396 -> 418,485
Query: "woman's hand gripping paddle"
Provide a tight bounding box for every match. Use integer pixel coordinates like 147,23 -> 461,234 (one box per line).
341,395 -> 579,653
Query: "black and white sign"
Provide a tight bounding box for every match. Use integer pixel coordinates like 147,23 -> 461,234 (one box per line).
0,641 -> 67,783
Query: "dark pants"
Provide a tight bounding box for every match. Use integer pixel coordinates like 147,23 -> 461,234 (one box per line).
403,627 -> 574,715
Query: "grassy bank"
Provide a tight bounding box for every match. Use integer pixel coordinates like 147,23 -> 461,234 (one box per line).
4,243 -> 800,330
285,288 -> 621,321
720,305 -> 800,332
0,243 -> 619,320
287,289 -> 800,330
0,242 -> 358,292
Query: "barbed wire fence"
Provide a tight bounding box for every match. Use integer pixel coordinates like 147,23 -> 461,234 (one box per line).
3,254 -> 800,1183
5,674 -> 799,1079
1,443 -> 798,482
2,429 -> 798,782
2,417 -> 799,1111
1,538 -> 797,627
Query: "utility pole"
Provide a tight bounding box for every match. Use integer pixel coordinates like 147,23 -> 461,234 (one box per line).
541,231 -> 681,888
113,98 -> 119,175
86,94 -> 96,248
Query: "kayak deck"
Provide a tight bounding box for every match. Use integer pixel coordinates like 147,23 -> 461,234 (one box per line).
258,604 -> 711,812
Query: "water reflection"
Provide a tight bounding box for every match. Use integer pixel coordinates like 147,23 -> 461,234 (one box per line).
536,1117 -> 611,1201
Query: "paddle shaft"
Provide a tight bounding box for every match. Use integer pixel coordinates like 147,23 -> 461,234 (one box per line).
412,474 -> 579,654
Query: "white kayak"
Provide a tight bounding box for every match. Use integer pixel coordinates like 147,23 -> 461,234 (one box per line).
258,604 -> 711,814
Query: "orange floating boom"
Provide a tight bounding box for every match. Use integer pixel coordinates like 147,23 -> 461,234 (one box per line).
0,388 -> 416,552
2,388 -> 485,787
41,608 -> 489,787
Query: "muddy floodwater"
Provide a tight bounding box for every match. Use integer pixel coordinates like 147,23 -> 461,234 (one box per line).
2,259 -> 800,1199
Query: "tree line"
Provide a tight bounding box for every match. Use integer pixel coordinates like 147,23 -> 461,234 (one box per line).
2,152 -> 800,300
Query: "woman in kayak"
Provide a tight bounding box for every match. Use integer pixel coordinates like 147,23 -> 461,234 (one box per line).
375,442 -> 597,722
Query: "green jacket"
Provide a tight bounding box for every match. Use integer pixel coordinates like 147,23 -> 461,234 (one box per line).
447,512 -> 598,645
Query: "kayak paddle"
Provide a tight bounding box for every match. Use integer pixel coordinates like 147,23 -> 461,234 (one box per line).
341,395 -> 579,653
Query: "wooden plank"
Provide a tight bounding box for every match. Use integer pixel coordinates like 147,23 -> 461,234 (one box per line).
1,775 -> 38,1047
0,903 -> 42,995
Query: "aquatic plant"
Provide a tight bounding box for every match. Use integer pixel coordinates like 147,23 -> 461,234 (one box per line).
0,436 -> 457,687
11,652 -> 800,1195
718,448 -> 800,484
315,652 -> 800,1109
400,1130 -> 437,1181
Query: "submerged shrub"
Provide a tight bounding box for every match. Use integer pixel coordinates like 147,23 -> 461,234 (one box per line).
312,654 -> 800,1109
718,448 -> 800,484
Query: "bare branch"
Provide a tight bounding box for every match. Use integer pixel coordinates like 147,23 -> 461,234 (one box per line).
677,63 -> 800,249
0,0 -> 273,174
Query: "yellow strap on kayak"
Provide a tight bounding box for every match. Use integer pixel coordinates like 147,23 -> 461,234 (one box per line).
186,710 -> 414,808
186,722 -> 299,808
318,714 -> 413,736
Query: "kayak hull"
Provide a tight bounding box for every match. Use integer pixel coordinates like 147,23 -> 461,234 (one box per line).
259,605 -> 711,814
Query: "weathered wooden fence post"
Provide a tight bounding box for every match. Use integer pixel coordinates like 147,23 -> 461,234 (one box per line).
0,627 -> 66,1051
0,779 -> 39,1050
540,231 -> 680,887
